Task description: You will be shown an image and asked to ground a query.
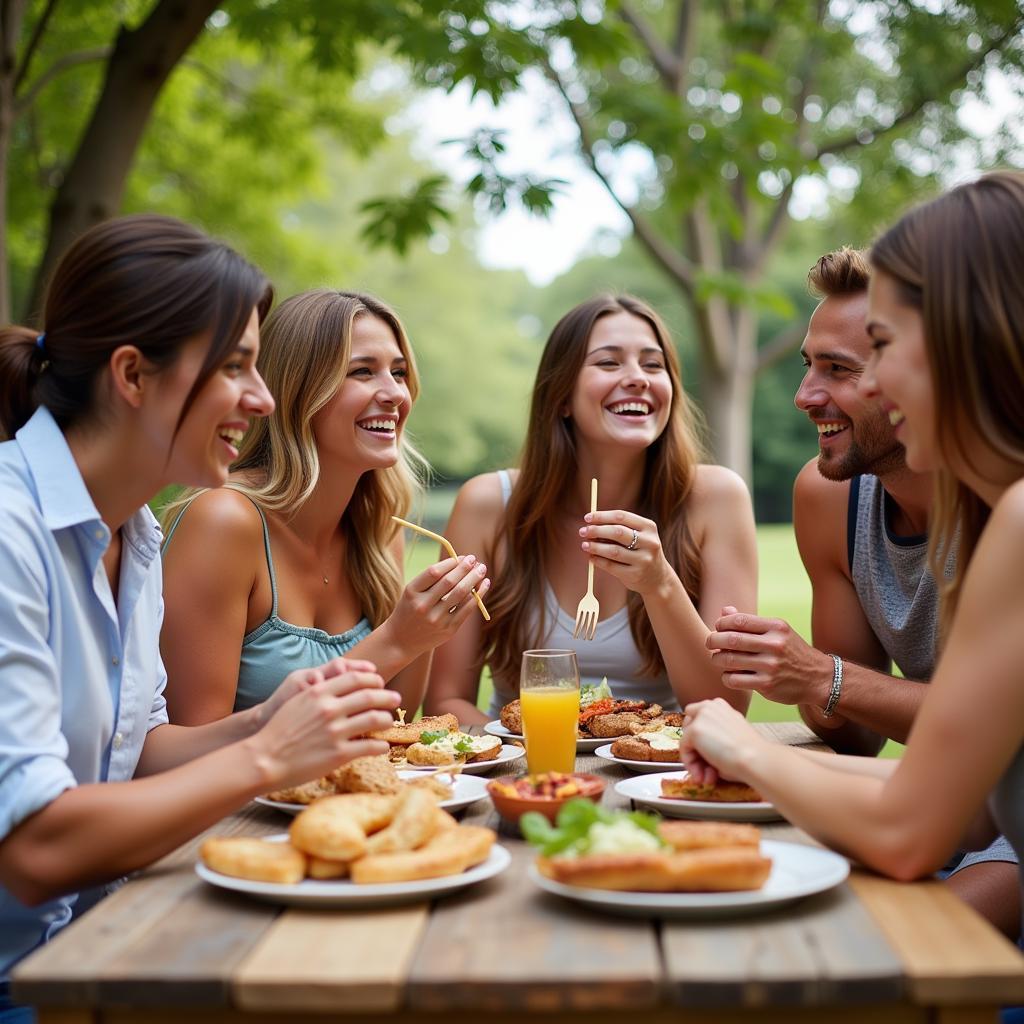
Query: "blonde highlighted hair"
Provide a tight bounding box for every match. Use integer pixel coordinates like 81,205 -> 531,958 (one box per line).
483,294 -> 706,683
165,290 -> 427,628
870,171 -> 1024,637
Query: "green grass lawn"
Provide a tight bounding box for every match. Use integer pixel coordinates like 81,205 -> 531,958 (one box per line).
404,519 -> 903,757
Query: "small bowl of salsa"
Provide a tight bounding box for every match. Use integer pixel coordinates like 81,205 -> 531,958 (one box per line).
487,771 -> 606,826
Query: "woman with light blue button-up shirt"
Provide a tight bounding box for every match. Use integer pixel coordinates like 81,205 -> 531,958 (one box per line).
0,215 -> 401,1013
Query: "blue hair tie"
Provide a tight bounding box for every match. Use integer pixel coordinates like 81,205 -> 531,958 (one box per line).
35,332 -> 46,352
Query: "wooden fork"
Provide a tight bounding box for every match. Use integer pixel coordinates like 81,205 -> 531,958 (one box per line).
573,478 -> 600,641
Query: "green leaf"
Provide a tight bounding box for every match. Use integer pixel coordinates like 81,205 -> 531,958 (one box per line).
419,729 -> 449,745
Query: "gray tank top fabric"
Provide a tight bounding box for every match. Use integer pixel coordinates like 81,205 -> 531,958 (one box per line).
162,493 -> 372,713
847,474 -> 1017,874
848,473 -> 952,682
486,470 -> 677,718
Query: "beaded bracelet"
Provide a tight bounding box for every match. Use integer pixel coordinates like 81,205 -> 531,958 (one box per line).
822,654 -> 843,718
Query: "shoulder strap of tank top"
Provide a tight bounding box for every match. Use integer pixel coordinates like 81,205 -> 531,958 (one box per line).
497,468 -> 513,507
161,487 -> 279,618
846,474 -> 861,574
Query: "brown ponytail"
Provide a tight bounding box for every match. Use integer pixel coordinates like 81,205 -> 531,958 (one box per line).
0,326 -> 48,441
0,214 -> 272,441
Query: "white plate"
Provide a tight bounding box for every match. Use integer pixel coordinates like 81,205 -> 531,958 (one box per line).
399,743 -> 525,775
594,743 -> 684,774
197,838 -> 511,907
484,720 -> 610,753
529,840 -> 848,918
254,773 -> 491,817
614,771 -> 783,822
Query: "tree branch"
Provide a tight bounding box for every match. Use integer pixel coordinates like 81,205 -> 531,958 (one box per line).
617,0 -> 680,93
543,56 -> 696,294
756,321 -> 805,374
12,0 -> 58,93
14,45 -> 111,116
817,18 -> 1023,159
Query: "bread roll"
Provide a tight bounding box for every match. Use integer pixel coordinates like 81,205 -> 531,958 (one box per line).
201,837 -> 306,885
289,793 -> 396,860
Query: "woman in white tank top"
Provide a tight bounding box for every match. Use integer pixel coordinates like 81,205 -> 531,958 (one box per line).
425,294 -> 758,724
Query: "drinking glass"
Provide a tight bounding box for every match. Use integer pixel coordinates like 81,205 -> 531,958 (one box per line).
520,649 -> 581,774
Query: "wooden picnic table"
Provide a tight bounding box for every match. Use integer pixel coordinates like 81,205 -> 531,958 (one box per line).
12,722 -> 1024,1024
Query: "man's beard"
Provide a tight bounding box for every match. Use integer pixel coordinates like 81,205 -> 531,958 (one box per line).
817,412 -> 905,482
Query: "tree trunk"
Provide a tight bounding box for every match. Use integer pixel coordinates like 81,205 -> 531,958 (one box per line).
0,0 -> 28,325
24,0 -> 218,320
697,302 -> 758,487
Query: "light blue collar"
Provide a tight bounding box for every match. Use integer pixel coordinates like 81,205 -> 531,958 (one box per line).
15,406 -> 162,563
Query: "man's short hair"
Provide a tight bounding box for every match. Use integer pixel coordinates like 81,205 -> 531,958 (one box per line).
807,247 -> 870,298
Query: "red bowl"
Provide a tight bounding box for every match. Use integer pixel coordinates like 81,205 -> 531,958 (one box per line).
486,772 -> 606,825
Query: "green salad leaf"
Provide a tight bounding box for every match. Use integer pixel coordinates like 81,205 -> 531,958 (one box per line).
579,677 -> 612,708
453,735 -> 475,753
520,798 -> 665,856
419,729 -> 449,745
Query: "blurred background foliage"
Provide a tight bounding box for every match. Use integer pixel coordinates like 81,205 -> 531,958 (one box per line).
3,0 -> 1022,521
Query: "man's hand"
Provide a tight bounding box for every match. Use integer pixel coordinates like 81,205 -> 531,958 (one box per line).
707,606 -> 835,709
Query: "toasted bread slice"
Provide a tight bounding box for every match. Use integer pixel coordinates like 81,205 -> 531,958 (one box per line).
660,777 -> 762,803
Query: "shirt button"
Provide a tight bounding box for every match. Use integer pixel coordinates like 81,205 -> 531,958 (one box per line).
94,528 -> 104,540
111,655 -> 120,666
113,732 -> 124,750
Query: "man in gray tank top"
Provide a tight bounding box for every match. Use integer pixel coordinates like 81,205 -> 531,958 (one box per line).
707,247 -> 1019,939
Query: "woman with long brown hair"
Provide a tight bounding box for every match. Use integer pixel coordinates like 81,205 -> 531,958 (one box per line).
425,294 -> 757,724
0,217 -> 399,996
160,290 -> 487,724
679,171 -> 1024,910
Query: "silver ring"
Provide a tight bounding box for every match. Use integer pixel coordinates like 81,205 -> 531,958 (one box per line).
627,529 -> 639,551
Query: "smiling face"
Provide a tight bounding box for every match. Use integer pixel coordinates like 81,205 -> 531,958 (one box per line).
567,311 -> 673,451
152,307 -> 274,488
794,292 -> 904,482
311,313 -> 412,472
862,271 -> 936,474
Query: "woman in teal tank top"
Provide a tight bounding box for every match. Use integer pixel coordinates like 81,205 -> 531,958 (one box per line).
160,291 -> 490,723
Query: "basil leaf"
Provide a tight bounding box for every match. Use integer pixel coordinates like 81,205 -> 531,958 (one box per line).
419,729 -> 448,745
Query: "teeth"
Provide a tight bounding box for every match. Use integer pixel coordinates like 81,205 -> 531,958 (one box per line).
219,427 -> 245,444
609,401 -> 651,415
888,409 -> 905,426
816,423 -> 846,435
360,419 -> 396,432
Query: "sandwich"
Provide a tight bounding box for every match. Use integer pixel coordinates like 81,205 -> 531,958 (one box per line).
610,725 -> 684,762
660,776 -> 762,803
522,799 -> 771,893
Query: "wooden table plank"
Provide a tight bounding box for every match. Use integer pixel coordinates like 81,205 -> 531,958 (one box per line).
232,905 -> 430,1012
408,817 -> 662,1011
851,873 -> 1024,1006
661,883 -> 903,1008
13,805 -> 278,1007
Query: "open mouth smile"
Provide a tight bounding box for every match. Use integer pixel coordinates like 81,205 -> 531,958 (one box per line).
217,425 -> 246,458
606,400 -> 654,418
358,415 -> 399,439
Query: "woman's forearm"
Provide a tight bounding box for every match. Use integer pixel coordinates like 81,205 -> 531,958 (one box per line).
1,737 -> 270,906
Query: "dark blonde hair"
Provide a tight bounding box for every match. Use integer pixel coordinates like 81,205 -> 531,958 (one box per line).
166,290 -> 427,628
808,246 -> 870,298
870,171 -> 1024,635
483,294 -> 705,683
0,215 -> 270,440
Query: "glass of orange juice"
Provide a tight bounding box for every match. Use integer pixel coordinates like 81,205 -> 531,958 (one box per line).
520,649 -> 580,775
